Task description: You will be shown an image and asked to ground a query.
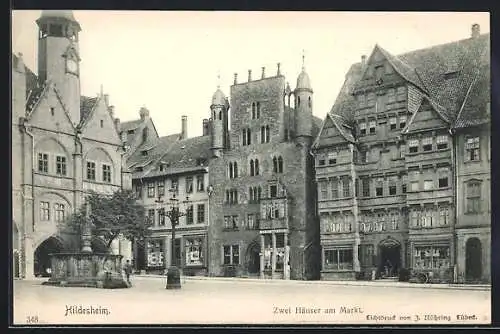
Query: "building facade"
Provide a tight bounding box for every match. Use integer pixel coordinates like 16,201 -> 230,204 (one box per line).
124,113 -> 211,275
12,11 -> 133,279
312,24 -> 490,283
207,63 -> 322,280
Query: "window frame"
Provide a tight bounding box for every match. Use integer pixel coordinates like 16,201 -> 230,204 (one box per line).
38,152 -> 49,173
55,155 -> 67,176
86,160 -> 96,181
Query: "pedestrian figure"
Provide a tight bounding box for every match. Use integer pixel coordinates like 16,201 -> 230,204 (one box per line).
386,260 -> 393,277
124,260 -> 133,286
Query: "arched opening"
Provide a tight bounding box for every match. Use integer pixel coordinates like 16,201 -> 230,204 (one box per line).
246,242 -> 261,275
378,238 -> 401,278
34,236 -> 64,277
466,237 -> 482,282
91,237 -> 110,254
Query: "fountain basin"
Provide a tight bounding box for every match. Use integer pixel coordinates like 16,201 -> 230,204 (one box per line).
42,252 -> 129,289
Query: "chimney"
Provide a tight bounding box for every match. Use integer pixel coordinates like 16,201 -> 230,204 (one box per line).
139,106 -> 149,120
202,118 -> 209,136
248,69 -> 252,82
261,67 -> 266,79
15,52 -> 25,73
277,62 -> 281,76
361,55 -> 367,67
114,118 -> 121,132
103,94 -> 109,107
108,105 -> 115,118
234,73 -> 238,85
471,23 -> 480,38
181,115 -> 188,140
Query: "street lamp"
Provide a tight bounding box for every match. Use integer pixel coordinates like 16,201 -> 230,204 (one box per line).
163,188 -> 189,289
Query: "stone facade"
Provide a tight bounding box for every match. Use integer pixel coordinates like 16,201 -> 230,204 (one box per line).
207,64 -> 321,280
313,25 -> 490,283
12,11 -> 132,280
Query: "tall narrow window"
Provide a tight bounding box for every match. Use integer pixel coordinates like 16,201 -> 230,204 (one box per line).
376,179 -> 383,196
252,102 -> 256,119
387,88 -> 395,103
399,115 -> 407,129
256,102 -> 261,118
250,160 -> 255,176
86,161 -> 96,180
196,175 -> 204,192
158,208 -> 165,226
270,185 -> 278,198
102,164 -> 111,183
171,177 -> 179,191
54,203 -> 65,222
147,209 -> 155,225
158,180 -> 165,196
56,156 -> 66,176
396,86 -> 406,101
389,117 -> 397,130
320,181 -> 328,200
228,162 -> 233,179
273,157 -> 278,173
438,169 -> 449,188
369,120 -> 376,134
258,187 -> 262,200
148,182 -> 155,198
277,156 -> 283,173
437,135 -> 448,150
242,129 -> 247,146
233,162 -> 238,178
186,205 -> 194,224
197,204 -> 205,223
255,159 -> 260,176
408,139 -> 419,153
466,136 -> 480,161
261,126 -> 265,143
466,181 -> 481,213
389,180 -> 397,195
439,207 -> 449,226
247,129 -> 252,145
265,126 -> 270,143
361,178 -> 370,197
186,176 -> 193,193
331,178 -> 338,199
40,201 -> 50,221
422,137 -> 433,152
38,153 -> 49,173
359,122 -> 366,136
342,178 -> 351,197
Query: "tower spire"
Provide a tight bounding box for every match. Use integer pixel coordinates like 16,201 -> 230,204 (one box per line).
302,49 -> 306,71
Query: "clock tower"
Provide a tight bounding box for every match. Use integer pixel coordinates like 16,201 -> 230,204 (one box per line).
36,10 -> 82,126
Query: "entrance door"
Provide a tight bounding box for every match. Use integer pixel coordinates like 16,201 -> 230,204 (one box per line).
34,237 -> 64,277
465,237 -> 482,282
379,240 -> 401,278
247,243 -> 260,275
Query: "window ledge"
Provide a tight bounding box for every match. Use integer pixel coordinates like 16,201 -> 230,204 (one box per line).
464,160 -> 481,164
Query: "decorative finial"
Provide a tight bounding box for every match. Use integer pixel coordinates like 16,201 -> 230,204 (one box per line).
217,71 -> 221,89
302,49 -> 306,71
100,84 -> 104,97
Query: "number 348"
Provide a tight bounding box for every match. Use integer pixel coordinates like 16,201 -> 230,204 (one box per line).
26,315 -> 38,324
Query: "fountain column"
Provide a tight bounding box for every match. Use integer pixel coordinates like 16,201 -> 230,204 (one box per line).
81,203 -> 93,253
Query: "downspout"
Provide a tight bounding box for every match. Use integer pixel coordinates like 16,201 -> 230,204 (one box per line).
450,127 -> 458,283
24,120 -> 35,233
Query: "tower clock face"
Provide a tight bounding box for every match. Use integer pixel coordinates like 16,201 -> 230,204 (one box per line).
67,59 -> 78,74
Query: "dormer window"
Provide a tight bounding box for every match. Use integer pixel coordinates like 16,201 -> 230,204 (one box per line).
141,150 -> 148,156
444,71 -> 459,80
127,130 -> 135,135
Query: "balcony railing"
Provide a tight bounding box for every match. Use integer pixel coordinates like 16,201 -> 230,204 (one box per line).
259,217 -> 288,230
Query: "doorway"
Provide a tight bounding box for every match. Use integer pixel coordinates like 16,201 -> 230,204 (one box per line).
378,239 -> 401,278
465,237 -> 482,282
34,237 -> 64,277
247,242 -> 261,276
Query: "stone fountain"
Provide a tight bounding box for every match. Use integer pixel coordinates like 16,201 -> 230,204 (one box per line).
42,203 -> 129,288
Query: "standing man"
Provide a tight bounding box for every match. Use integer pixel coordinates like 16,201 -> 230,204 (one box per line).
124,260 -> 133,286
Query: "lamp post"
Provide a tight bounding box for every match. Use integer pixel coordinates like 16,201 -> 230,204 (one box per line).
164,188 -> 189,289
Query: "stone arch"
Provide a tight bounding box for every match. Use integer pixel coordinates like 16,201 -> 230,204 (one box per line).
378,237 -> 402,277
92,236 -> 110,254
34,136 -> 71,157
34,235 -> 66,277
245,239 -> 261,275
84,146 -> 114,164
84,147 -> 116,183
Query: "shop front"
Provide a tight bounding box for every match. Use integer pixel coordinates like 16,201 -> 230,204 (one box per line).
409,239 -> 453,283
259,230 -> 290,280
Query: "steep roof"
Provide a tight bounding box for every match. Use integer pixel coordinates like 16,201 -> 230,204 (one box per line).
120,119 -> 143,133
135,135 -> 211,179
127,133 -> 181,169
79,96 -> 98,125
455,64 -> 490,128
329,33 -> 489,133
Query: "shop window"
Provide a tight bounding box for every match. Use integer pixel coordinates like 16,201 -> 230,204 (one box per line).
147,240 -> 165,268
324,248 -> 353,270
223,245 -> 239,265
185,238 -> 204,266
413,246 -> 450,270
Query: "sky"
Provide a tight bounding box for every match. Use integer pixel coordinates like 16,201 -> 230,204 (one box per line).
12,11 -> 490,138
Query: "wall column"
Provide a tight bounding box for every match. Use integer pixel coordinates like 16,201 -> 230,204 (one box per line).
23,236 -> 34,279
271,232 -> 277,278
284,233 -> 290,280
260,234 -> 265,279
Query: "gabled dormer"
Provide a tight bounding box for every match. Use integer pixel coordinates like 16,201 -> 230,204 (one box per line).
79,95 -> 121,145
402,96 -> 450,135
